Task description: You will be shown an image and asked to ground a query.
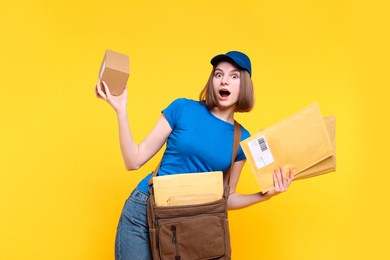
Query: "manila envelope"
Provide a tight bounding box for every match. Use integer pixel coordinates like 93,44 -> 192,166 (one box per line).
253,116 -> 336,180
240,103 -> 334,193
294,116 -> 336,180
153,171 -> 223,207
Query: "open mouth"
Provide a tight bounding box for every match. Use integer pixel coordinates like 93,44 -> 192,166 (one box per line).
219,89 -> 231,97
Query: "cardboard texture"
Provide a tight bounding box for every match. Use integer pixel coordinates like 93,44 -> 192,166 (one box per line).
153,171 -> 223,207
98,49 -> 130,96
295,116 -> 336,180
240,103 -> 335,193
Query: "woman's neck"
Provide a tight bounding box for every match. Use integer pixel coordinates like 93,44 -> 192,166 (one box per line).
211,107 -> 235,123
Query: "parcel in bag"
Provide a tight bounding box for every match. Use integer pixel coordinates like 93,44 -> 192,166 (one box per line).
152,171 -> 223,207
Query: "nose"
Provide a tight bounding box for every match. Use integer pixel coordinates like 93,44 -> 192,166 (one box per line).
221,75 -> 229,85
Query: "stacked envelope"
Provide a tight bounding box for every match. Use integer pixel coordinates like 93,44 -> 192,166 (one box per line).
152,171 -> 224,206
240,103 -> 336,193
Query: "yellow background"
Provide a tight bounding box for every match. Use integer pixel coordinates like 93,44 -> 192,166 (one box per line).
1,0 -> 389,259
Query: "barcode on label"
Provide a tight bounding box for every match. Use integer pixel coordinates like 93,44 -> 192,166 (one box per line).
257,137 -> 268,152
247,135 -> 274,169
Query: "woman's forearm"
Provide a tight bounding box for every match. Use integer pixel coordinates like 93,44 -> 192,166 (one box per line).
227,192 -> 270,210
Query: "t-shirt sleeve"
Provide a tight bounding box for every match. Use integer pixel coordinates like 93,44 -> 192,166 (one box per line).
162,98 -> 186,129
235,126 -> 251,162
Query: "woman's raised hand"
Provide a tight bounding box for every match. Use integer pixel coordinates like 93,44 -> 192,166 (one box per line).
95,80 -> 128,113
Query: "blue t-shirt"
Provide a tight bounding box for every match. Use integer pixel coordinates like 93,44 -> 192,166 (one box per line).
137,98 -> 251,193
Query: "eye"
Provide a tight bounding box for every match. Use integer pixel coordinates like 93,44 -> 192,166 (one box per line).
232,74 -> 239,79
215,73 -> 223,78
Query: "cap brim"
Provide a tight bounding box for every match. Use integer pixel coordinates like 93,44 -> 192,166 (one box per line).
210,54 -> 236,66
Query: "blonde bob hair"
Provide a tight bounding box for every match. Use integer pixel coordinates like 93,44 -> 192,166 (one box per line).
199,67 -> 254,112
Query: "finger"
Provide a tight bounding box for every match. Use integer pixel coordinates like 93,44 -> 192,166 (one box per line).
96,80 -> 107,100
101,81 -> 111,97
276,167 -> 287,191
273,170 -> 281,192
275,167 -> 282,183
94,85 -> 99,97
280,166 -> 288,187
288,168 -> 295,185
280,166 -> 287,179
279,166 -> 288,192
95,81 -> 102,98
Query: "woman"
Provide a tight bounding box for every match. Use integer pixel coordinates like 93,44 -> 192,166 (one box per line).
95,51 -> 294,260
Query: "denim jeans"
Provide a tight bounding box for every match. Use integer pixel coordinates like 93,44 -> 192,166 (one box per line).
115,188 -> 152,260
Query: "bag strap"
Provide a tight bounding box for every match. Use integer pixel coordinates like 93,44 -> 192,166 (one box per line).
148,120 -> 242,195
225,121 -> 241,188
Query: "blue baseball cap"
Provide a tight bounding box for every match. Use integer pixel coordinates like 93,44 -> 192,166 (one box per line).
210,51 -> 252,77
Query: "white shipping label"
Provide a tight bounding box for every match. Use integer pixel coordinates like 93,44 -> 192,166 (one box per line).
248,135 -> 274,169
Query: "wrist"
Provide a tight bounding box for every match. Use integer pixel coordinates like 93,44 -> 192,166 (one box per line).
259,191 -> 271,202
116,108 -> 128,117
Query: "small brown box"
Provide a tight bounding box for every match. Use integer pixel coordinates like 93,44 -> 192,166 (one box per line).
98,49 -> 130,96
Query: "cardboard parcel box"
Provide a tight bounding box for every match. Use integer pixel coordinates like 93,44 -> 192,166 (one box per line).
98,49 -> 130,96
240,103 -> 336,193
152,171 -> 223,207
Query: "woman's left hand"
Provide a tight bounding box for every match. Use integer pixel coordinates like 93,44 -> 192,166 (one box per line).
263,166 -> 294,199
